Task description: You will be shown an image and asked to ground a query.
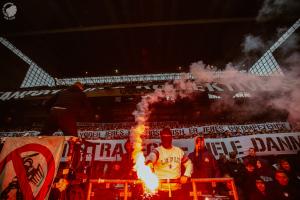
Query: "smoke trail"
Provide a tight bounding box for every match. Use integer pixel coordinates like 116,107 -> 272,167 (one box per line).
130,72 -> 197,193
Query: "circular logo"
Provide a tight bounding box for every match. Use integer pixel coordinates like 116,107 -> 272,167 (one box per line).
0,144 -> 55,199
2,2 -> 17,20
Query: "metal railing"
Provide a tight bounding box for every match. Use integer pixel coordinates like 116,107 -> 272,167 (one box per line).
86,178 -> 238,200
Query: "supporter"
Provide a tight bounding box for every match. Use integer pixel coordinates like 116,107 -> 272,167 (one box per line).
243,147 -> 261,164
189,136 -> 220,178
249,129 -> 255,135
243,130 -> 249,136
226,151 -> 245,187
236,129 -> 242,136
145,128 -> 193,199
278,159 -> 300,186
256,159 -> 274,184
249,177 -> 272,200
217,154 -> 228,176
120,139 -> 136,179
273,170 -> 300,200
41,82 -> 91,136
224,130 -> 232,138
242,159 -> 258,199
188,136 -> 220,195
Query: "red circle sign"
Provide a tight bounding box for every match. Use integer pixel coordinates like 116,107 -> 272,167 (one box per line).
0,144 -> 56,200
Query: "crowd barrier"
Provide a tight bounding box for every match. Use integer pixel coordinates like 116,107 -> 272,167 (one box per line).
87,178 -> 238,200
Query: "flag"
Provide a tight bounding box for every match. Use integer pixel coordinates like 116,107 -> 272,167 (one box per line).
0,136 -> 65,200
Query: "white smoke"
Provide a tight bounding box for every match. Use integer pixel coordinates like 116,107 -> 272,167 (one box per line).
256,0 -> 300,22
132,55 -> 300,128
242,35 -> 266,54
277,27 -> 299,55
273,52 -> 300,124
189,61 -> 215,83
132,75 -> 196,125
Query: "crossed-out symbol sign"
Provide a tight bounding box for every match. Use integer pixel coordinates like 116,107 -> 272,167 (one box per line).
0,144 -> 55,200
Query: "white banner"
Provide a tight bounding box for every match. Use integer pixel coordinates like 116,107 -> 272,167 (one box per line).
76,122 -> 290,139
0,137 -> 65,200
0,122 -> 290,139
60,132 -> 300,162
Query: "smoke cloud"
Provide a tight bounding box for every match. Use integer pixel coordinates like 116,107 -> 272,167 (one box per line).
256,0 -> 300,22
242,35 -> 266,54
131,54 -> 300,130
131,19 -> 299,141
132,75 -> 196,126
276,27 -> 299,55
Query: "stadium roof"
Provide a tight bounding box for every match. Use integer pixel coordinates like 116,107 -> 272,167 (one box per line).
0,0 -> 300,90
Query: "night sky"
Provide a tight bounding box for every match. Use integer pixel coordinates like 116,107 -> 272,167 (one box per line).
0,0 -> 299,90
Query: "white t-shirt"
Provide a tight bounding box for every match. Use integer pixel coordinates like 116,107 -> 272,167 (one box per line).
146,145 -> 192,191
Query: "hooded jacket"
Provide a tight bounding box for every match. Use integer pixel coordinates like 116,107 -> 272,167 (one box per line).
188,137 -> 220,178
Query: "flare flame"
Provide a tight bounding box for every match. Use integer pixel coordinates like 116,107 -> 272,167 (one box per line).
131,124 -> 159,193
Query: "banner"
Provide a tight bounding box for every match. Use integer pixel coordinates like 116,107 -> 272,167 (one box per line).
60,132 -> 300,162
0,79 -> 294,101
0,136 -> 65,200
76,122 -> 290,139
0,122 -> 291,139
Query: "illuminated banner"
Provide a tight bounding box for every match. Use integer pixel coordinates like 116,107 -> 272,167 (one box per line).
0,122 -> 291,139
77,121 -> 290,139
0,137 -> 65,200
59,132 -> 300,162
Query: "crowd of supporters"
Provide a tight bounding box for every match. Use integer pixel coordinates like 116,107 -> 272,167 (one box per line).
216,148 -> 300,200
51,138 -> 300,200
1,122 -> 299,199
77,146 -> 300,200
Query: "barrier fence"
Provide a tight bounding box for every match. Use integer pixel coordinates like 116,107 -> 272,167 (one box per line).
86,178 -> 238,200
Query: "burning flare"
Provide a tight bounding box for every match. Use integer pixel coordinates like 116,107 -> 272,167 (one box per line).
131,124 -> 159,193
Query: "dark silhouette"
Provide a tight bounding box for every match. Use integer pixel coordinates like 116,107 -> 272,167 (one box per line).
41,82 -> 90,136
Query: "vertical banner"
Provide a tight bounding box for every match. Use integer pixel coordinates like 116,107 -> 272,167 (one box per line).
0,136 -> 65,200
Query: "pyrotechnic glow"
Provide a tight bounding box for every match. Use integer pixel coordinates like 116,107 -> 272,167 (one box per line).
131,124 -> 159,193
135,152 -> 159,193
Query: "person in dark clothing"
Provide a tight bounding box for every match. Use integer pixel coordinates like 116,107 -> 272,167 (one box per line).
278,159 -> 300,187
226,151 -> 245,186
41,82 -> 90,136
108,139 -> 136,179
225,151 -> 246,199
243,147 -> 268,168
243,147 -> 258,164
242,159 -> 258,199
120,139 -> 136,179
217,154 -> 228,176
256,158 -> 275,186
273,170 -> 300,200
188,136 -> 220,195
249,178 -> 272,200
188,136 -> 220,178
